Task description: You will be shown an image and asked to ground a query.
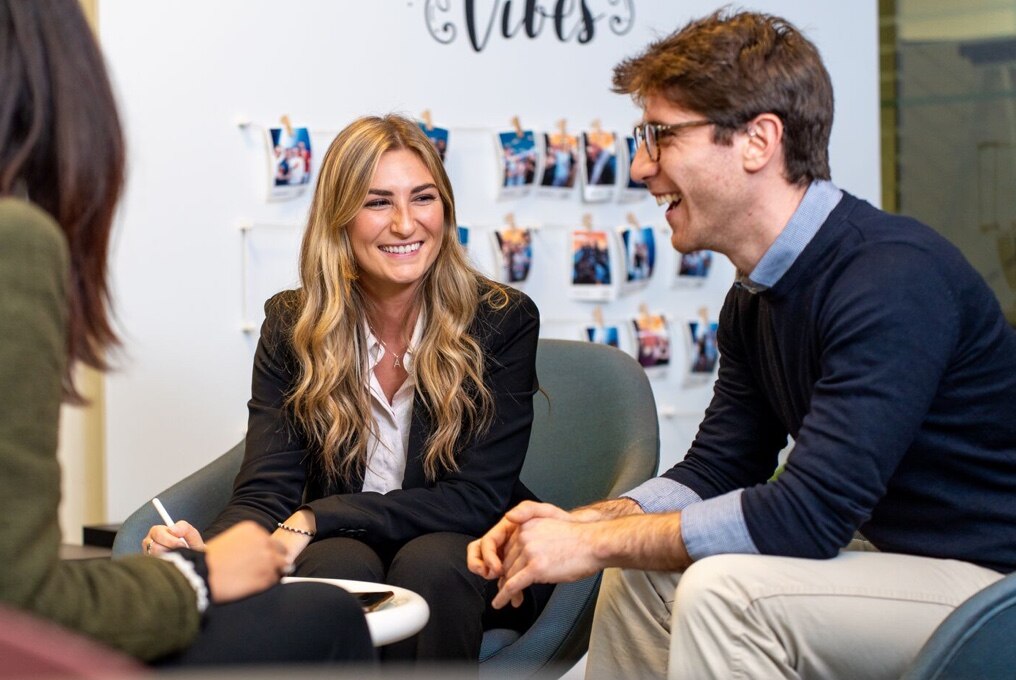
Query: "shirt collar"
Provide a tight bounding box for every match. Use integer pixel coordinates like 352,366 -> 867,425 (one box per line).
735,180 -> 843,294
365,309 -> 426,373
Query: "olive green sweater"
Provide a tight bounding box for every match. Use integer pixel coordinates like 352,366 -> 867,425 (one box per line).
0,198 -> 200,660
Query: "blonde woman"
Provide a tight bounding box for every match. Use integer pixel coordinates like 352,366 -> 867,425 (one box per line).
146,114 -> 546,661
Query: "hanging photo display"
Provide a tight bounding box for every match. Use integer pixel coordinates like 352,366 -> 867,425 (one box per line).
675,249 -> 714,287
457,225 -> 469,247
496,129 -> 539,198
265,125 -> 312,201
617,135 -> 649,202
619,223 -> 656,292
684,312 -> 720,386
538,130 -> 579,197
632,311 -> 671,373
569,229 -> 617,301
580,130 -> 618,202
585,325 -> 621,348
491,225 -> 534,285
419,122 -> 449,162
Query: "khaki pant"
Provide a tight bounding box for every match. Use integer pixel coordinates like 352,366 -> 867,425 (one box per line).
586,543 -> 1002,679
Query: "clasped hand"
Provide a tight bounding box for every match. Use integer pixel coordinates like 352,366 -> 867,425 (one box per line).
467,501 -> 604,610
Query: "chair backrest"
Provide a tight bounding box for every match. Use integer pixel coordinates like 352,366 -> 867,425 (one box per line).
522,339 -> 659,507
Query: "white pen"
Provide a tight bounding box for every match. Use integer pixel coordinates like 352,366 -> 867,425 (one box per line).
152,497 -> 190,549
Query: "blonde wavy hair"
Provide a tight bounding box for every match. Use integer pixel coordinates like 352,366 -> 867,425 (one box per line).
287,114 -> 509,483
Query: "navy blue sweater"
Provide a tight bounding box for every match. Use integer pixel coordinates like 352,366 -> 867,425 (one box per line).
664,193 -> 1016,573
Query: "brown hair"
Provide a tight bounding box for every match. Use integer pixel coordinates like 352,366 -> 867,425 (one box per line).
288,114 -> 509,483
612,9 -> 833,185
0,0 -> 123,400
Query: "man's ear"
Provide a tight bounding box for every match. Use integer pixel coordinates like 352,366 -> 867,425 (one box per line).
742,114 -> 783,173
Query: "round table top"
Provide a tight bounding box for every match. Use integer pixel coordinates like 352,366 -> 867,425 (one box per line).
282,576 -> 430,647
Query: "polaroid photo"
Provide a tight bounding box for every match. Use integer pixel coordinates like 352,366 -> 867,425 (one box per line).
632,312 -> 671,375
674,250 -> 714,287
491,226 -> 533,285
617,135 -> 649,203
584,325 -> 621,349
537,131 -> 579,198
457,225 -> 469,247
419,122 -> 449,162
496,130 -> 539,199
569,229 -> 617,301
265,126 -> 312,201
683,316 -> 720,386
619,223 -> 656,293
580,130 -> 619,202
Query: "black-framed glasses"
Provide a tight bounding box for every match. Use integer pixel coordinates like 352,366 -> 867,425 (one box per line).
632,120 -> 714,161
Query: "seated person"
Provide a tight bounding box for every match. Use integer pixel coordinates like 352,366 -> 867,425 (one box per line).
146,113 -> 548,663
0,0 -> 372,666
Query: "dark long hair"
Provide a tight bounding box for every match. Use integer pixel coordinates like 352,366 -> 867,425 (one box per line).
0,0 -> 124,400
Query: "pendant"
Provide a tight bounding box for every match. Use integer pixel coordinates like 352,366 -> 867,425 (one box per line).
393,355 -> 401,368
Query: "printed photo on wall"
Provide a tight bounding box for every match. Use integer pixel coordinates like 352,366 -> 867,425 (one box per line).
617,135 -> 649,202
684,314 -> 720,386
538,131 -> 579,197
585,325 -> 620,348
265,125 -> 312,201
580,130 -> 618,202
419,122 -> 449,162
620,223 -> 656,292
632,312 -> 671,374
675,249 -> 714,287
492,226 -> 533,285
570,229 -> 617,301
496,130 -> 538,198
457,225 -> 469,247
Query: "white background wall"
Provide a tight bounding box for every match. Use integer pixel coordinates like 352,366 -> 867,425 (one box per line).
96,0 -> 879,521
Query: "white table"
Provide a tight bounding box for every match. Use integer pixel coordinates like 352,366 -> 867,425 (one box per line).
282,576 -> 430,647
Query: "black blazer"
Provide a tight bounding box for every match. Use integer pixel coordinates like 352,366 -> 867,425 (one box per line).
205,286 -> 540,546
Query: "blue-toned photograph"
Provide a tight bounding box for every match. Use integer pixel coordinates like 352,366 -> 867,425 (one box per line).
586,325 -> 620,348
625,136 -> 646,189
270,126 -> 312,187
688,319 -> 719,373
457,225 -> 469,246
420,123 -> 449,162
679,250 -> 713,278
622,226 -> 656,282
498,130 -> 537,188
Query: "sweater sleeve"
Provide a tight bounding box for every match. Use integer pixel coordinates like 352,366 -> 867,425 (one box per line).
742,242 -> 960,558
0,200 -> 200,661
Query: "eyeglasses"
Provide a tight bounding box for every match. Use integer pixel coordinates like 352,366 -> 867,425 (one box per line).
632,120 -> 714,162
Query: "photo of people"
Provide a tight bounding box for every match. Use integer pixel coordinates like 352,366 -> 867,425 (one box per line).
493,226 -> 533,284
617,135 -> 649,202
539,131 -> 579,193
687,318 -> 720,375
419,123 -> 449,162
585,325 -> 620,348
633,313 -> 671,369
497,130 -> 538,197
621,224 -> 656,285
266,125 -> 312,201
676,249 -> 714,286
570,229 -> 617,301
580,129 -> 618,202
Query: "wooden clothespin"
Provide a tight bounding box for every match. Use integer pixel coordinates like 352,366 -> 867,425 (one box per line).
592,306 -> 605,328
557,119 -> 567,136
511,116 -> 524,138
504,212 -> 517,230
421,109 -> 434,131
280,114 -> 294,137
582,213 -> 594,230
638,302 -> 651,327
591,118 -> 603,134
627,212 -> 641,229
698,306 -> 710,323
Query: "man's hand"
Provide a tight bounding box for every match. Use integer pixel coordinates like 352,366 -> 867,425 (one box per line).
204,521 -> 290,603
468,501 -> 573,580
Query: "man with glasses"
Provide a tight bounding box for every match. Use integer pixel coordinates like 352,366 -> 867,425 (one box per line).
470,9 -> 1016,680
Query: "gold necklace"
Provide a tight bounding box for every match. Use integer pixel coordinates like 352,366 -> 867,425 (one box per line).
369,325 -> 406,368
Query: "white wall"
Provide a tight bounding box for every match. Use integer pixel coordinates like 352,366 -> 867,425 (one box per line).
97,0 -> 879,521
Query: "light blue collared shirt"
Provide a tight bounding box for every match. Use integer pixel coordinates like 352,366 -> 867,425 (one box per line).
624,180 -> 843,560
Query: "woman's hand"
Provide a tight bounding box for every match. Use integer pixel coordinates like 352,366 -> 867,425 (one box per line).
143,520 -> 205,556
204,521 -> 291,603
271,508 -> 317,563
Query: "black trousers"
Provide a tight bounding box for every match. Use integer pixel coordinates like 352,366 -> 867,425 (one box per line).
294,532 -> 549,663
156,581 -> 374,667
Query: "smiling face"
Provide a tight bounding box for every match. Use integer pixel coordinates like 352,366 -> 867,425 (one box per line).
631,93 -> 749,255
348,148 -> 445,301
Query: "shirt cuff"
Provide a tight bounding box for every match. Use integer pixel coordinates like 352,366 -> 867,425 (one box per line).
159,550 -> 210,614
680,489 -> 759,561
622,477 -> 702,514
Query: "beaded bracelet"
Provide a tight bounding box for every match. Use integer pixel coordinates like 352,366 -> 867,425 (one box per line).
277,522 -> 316,537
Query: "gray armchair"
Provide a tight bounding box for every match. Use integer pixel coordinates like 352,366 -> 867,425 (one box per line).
114,339 -> 660,679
